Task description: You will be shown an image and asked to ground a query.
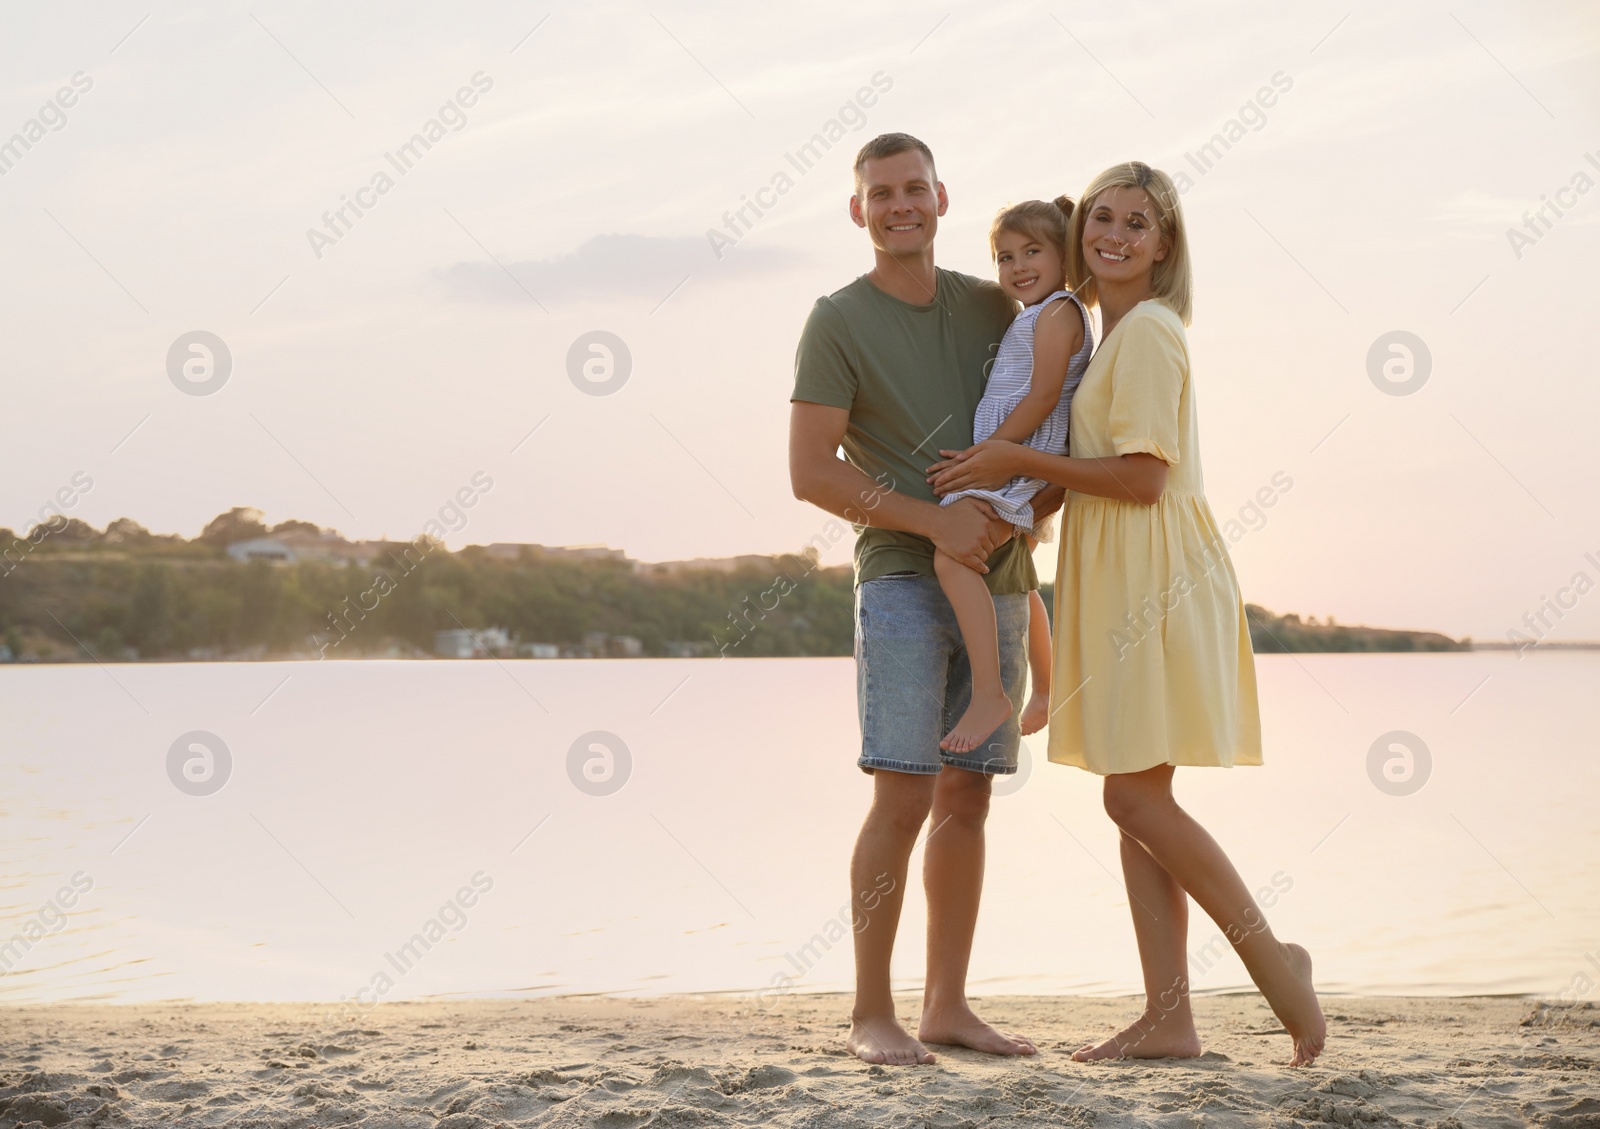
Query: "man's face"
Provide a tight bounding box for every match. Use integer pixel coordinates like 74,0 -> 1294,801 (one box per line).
849,150 -> 947,256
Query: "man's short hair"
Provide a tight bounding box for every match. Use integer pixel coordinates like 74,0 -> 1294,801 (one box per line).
853,133 -> 937,196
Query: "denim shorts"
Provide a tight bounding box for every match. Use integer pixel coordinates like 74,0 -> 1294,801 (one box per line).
853,572 -> 1030,775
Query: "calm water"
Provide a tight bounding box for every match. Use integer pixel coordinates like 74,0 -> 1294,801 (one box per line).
2,652 -> 1596,1006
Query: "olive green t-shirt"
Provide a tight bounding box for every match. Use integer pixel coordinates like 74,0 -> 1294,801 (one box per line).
790,268 -> 1037,594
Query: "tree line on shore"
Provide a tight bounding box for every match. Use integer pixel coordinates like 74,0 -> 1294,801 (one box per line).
0,510 -> 1467,661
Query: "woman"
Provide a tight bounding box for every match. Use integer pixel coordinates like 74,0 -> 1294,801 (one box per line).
927,162 -> 1325,1067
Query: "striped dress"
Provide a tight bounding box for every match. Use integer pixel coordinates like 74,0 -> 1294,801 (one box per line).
940,289 -> 1094,534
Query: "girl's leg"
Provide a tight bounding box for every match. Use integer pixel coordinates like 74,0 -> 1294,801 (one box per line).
1072,829 -> 1201,1060
932,549 -> 1013,754
1095,765 -> 1325,1066
1018,589 -> 1051,736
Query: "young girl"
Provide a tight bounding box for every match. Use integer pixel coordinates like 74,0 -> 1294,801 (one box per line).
927,163 -> 1325,1066
935,198 -> 1095,754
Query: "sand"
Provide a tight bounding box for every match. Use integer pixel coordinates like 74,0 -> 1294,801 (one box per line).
1,994 -> 1596,1128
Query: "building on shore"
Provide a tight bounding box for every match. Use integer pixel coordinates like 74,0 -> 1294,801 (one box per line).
433,626 -> 513,658
481,543 -> 628,563
226,538 -> 296,563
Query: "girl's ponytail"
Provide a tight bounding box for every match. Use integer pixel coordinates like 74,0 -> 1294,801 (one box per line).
1053,195 -> 1075,222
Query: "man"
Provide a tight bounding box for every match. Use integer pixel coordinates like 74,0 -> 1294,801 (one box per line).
788,133 -> 1062,1066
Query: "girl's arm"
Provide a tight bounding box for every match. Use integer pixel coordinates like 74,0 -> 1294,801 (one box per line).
933,308 -> 1183,506
986,297 -> 1084,445
928,445 -> 1169,505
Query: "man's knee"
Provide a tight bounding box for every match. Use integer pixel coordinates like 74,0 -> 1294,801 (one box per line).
869,772 -> 938,837
932,767 -> 992,824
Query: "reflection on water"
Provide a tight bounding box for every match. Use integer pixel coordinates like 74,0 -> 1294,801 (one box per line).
1,652 -> 1596,1004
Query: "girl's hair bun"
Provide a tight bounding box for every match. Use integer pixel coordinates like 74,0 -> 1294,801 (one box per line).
1053,195 -> 1075,220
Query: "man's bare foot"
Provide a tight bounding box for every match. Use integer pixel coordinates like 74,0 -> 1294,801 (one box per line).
918,1004 -> 1036,1056
1275,942 -> 1326,1067
1071,1008 -> 1202,1062
847,1014 -> 935,1066
1018,694 -> 1048,736
940,691 -> 1012,753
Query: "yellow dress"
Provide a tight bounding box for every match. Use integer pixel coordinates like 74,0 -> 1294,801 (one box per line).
1047,299 -> 1262,775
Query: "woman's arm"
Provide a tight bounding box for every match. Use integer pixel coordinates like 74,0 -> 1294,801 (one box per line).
986,298 -> 1083,445
928,443 -> 1169,505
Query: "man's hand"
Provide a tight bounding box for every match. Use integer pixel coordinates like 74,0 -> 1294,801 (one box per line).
930,497 -> 1013,573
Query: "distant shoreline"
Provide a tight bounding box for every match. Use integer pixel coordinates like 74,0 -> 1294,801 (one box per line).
0,507 -> 1547,662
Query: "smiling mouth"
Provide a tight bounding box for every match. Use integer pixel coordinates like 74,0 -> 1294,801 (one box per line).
1096,249 -> 1128,262
1013,277 -> 1037,288
886,222 -> 921,232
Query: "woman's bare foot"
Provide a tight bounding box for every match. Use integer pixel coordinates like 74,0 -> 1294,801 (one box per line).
1274,942 -> 1326,1067
1018,693 -> 1048,736
1071,1007 -> 1202,1062
918,1004 -> 1036,1056
847,1014 -> 936,1066
940,691 -> 1012,753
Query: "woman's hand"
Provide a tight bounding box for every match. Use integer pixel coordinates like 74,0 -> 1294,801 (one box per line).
926,440 -> 1026,495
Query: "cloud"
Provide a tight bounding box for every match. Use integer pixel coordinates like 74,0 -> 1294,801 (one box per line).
431,232 -> 798,304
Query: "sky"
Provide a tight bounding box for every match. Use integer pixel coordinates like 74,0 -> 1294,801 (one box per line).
2,0 -> 1597,643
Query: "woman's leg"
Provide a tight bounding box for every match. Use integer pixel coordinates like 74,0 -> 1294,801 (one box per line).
932,549 -> 1012,753
1018,589 -> 1051,736
1093,765 -> 1325,1066
1072,829 -> 1201,1060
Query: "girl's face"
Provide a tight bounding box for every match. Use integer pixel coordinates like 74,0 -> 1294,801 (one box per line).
993,228 -> 1066,305
1081,186 -> 1168,289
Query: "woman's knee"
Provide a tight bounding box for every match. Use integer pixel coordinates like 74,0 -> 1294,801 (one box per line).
1102,773 -> 1166,831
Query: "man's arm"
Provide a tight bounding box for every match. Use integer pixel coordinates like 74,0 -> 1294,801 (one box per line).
789,401 -> 1012,573
1032,483 -> 1066,521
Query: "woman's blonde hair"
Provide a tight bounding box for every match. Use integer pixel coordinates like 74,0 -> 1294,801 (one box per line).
1064,162 -> 1192,325
989,196 -> 1075,264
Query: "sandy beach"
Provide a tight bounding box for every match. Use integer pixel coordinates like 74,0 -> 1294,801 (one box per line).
2,994 -> 1595,1128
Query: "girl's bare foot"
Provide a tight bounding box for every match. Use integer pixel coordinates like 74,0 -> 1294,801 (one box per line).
918,1004 -> 1036,1056
940,692 -> 1012,753
847,1014 -> 936,1066
1071,1007 -> 1202,1061
1018,693 -> 1048,736
1275,942 -> 1326,1067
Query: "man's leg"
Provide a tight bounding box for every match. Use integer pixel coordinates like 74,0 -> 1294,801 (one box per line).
848,769 -> 939,1065
917,590 -> 1036,1055
916,764 -> 1035,1055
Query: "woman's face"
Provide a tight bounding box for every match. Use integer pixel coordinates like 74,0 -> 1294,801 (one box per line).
993,228 -> 1066,305
1081,186 -> 1168,288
